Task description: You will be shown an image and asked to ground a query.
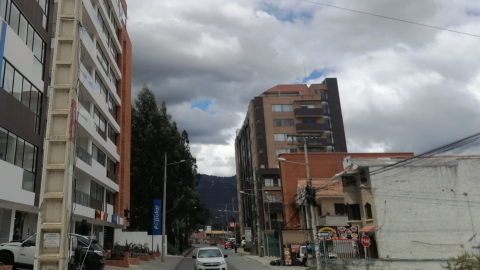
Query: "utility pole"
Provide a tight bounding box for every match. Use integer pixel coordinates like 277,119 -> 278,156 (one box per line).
34,1 -> 82,270
253,170 -> 263,257
225,205 -> 229,239
232,197 -> 236,241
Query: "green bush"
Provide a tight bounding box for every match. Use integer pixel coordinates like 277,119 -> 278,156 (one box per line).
167,243 -> 179,255
443,253 -> 480,270
243,247 -> 251,252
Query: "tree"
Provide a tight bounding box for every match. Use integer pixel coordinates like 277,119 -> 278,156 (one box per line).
129,86 -> 209,247
443,253 -> 480,270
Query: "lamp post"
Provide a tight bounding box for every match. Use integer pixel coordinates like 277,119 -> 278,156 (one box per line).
265,192 -> 272,230
278,156 -> 320,270
162,153 -> 185,262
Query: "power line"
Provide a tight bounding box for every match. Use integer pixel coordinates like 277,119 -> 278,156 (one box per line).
299,0 -> 480,38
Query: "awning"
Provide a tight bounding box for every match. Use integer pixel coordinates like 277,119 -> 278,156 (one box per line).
331,165 -> 359,180
359,225 -> 376,233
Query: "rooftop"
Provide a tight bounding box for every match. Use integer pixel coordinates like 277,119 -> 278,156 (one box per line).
263,84 -> 310,96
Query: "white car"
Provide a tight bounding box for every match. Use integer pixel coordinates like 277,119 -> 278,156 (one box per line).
192,247 -> 228,270
241,240 -> 246,247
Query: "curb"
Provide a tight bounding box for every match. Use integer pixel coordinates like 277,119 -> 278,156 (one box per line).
182,247 -> 195,257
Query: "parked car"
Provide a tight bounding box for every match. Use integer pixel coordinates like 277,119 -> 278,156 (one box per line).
192,247 -> 228,270
210,241 -> 217,246
241,240 -> 246,248
224,241 -> 233,249
0,233 -> 105,270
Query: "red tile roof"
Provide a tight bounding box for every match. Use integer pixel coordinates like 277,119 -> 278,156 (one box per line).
298,179 -> 343,196
263,84 -> 310,95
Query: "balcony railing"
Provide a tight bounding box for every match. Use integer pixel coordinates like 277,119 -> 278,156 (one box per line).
294,108 -> 326,117
76,146 -> 92,165
74,190 -> 91,208
296,123 -> 331,132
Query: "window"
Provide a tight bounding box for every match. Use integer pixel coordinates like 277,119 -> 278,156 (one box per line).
1,60 -> 43,133
300,104 -> 315,109
95,74 -> 108,102
18,15 -> 27,43
302,119 -> 316,124
343,176 -> 357,187
14,137 -> 24,167
346,204 -> 361,221
35,0 -> 49,29
0,127 -> 7,160
107,124 -> 116,143
267,194 -> 276,202
322,102 -> 330,114
92,144 -> 106,166
106,157 -> 115,181
5,132 -> 16,163
106,190 -> 114,205
334,203 -> 345,215
365,203 -> 373,219
24,234 -> 36,247
271,104 -> 293,112
9,4 -> 19,34
275,148 -> 297,155
96,44 -> 109,73
274,134 -> 288,141
264,178 -> 280,187
273,119 -> 294,127
90,181 -> 104,210
360,170 -> 368,183
108,95 -> 116,118
93,107 -> 106,136
23,142 -> 35,172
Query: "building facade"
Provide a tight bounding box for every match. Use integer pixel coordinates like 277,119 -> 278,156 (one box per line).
336,156 -> 480,270
0,0 -> 131,248
235,79 -> 348,247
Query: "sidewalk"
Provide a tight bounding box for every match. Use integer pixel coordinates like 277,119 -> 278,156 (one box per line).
239,248 -> 307,270
105,255 -> 184,270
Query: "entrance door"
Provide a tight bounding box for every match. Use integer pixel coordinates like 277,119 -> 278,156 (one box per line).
17,234 -> 36,266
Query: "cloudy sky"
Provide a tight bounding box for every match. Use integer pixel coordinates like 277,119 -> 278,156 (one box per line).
126,0 -> 480,176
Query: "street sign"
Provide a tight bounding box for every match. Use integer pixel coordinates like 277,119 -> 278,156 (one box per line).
361,235 -> 371,247
245,228 -> 252,242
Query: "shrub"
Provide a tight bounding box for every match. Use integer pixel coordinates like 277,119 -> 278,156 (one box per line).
443,253 -> 480,270
167,243 -> 179,255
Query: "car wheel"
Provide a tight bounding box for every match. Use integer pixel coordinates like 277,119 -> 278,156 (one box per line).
0,252 -> 14,266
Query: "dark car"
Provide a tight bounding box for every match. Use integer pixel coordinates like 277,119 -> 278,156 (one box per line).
71,234 -> 106,270
210,241 -> 217,246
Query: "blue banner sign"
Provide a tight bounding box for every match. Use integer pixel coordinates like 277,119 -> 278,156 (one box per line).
152,199 -> 162,235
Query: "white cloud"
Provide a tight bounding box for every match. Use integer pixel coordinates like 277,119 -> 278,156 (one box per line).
126,0 -> 480,176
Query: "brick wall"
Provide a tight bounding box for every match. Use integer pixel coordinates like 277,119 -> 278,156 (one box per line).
115,15 -> 132,226
279,152 -> 413,229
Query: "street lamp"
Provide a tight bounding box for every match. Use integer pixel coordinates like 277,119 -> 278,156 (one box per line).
162,153 -> 185,262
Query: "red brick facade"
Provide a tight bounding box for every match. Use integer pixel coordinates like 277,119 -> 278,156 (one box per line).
279,152 -> 413,229
115,0 -> 132,226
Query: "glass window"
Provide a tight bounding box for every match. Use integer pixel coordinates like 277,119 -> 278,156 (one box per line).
15,137 -> 24,167
29,88 -> 40,115
5,132 -> 16,164
33,33 -> 43,61
23,142 -> 34,172
12,70 -> 23,101
365,203 -> 373,219
282,104 -> 293,111
18,15 -> 27,43
267,194 -> 276,202
0,127 -> 7,161
3,61 -> 14,93
274,134 -> 287,141
92,144 -> 105,166
22,171 -> 35,192
274,119 -> 293,127
0,0 -> 7,20
302,119 -> 316,123
99,115 -> 106,132
26,25 -> 34,50
21,80 -> 31,108
106,190 -> 114,205
107,124 -> 116,143
300,104 -> 315,109
272,104 -> 292,112
9,4 -> 20,34
264,179 -> 273,187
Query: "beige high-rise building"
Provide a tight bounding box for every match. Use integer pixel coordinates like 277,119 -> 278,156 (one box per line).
235,78 -> 347,251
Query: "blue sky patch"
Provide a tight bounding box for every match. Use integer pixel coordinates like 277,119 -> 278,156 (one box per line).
295,69 -> 331,83
191,99 -> 215,114
260,3 -> 313,23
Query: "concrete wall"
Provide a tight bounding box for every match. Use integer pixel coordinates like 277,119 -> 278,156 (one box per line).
371,158 -> 480,266
0,160 -> 35,206
0,208 -> 12,243
114,229 -> 165,253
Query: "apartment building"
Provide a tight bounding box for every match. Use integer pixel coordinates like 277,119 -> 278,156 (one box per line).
235,79 -> 347,243
0,0 -> 132,248
0,0 -> 54,243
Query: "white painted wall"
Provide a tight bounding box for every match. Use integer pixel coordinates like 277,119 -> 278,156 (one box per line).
114,229 -> 166,253
3,21 -> 43,90
367,158 -> 480,270
74,203 -> 96,218
0,160 -> 35,206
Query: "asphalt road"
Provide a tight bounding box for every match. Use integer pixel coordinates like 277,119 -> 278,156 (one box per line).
175,245 -> 271,270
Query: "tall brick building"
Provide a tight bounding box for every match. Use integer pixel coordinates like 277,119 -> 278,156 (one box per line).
0,0 -> 131,247
235,79 -> 347,243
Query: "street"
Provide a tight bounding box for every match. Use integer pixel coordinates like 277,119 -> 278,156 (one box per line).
175,245 -> 274,270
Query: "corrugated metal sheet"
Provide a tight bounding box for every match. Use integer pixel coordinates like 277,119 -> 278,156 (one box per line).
282,230 -> 310,245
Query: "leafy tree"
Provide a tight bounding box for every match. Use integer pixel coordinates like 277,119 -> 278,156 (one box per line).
129,86 -> 210,247
443,253 -> 480,270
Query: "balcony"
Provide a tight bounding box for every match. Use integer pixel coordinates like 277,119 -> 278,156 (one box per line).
296,123 -> 331,132
295,138 -> 333,146
294,108 -> 327,117
267,202 -> 283,212
318,215 -> 348,226
76,146 -> 92,165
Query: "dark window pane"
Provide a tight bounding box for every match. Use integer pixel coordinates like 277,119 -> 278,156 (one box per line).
30,88 -> 40,114
15,137 -> 24,167
5,132 -> 16,163
3,62 -> 14,93
0,127 -> 7,161
26,25 -> 34,50
23,142 -> 34,172
9,4 -> 19,34
18,15 -> 27,43
12,71 -> 23,101
0,60 -> 5,87
22,171 -> 35,192
33,33 -> 43,61
0,0 -> 7,20
21,80 -> 31,108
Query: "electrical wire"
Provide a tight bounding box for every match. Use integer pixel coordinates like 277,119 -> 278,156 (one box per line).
298,0 -> 480,38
